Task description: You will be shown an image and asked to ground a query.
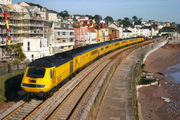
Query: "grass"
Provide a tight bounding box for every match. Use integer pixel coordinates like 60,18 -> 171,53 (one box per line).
0,71 -> 24,101
138,64 -> 157,85
138,77 -> 157,85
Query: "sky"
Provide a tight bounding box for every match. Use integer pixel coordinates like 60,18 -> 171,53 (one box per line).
13,0 -> 180,23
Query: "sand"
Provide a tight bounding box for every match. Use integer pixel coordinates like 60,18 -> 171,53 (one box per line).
138,43 -> 180,120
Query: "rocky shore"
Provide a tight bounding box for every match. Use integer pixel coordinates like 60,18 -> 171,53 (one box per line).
137,43 -> 180,120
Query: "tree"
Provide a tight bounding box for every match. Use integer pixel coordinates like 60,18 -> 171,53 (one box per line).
132,16 -> 142,25
58,10 -> 69,18
85,14 -> 93,19
122,17 -> 133,28
104,16 -> 114,25
117,19 -> 122,22
4,44 -> 26,62
94,14 -> 102,24
117,19 -> 123,27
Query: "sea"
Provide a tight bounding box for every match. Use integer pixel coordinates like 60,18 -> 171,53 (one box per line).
165,63 -> 180,83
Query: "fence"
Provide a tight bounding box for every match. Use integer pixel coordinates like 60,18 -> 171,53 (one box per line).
0,62 -> 29,75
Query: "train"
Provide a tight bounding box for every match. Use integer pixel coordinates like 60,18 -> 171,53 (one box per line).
21,37 -> 144,98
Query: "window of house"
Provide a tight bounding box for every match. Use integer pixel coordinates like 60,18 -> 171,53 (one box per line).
62,32 -> 66,35
40,40 -> 42,48
55,23 -> 59,27
70,38 -> 74,42
70,32 -> 74,35
58,32 -> 60,36
27,42 -> 30,51
63,40 -> 66,43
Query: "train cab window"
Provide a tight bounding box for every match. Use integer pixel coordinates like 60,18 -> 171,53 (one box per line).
27,68 -> 45,78
50,70 -> 53,79
105,46 -> 109,49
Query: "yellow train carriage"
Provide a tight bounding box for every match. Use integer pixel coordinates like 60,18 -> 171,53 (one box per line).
21,37 -> 144,98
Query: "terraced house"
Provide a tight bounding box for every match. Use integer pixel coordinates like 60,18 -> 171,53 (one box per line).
54,21 -> 75,53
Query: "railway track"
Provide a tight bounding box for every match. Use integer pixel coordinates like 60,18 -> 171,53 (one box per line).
0,38 -> 163,120
3,100 -> 43,120
28,46 -> 133,120
0,57 -> 108,120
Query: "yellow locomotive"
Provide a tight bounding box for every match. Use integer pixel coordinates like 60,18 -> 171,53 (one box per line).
21,37 -> 144,98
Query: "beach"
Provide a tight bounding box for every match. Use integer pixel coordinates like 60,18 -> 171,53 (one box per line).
138,43 -> 180,120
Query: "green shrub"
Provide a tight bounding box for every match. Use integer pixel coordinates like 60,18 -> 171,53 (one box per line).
138,77 -> 157,85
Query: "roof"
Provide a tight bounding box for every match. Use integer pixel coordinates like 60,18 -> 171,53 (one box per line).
28,38 -> 135,68
87,28 -> 96,32
46,9 -> 58,14
94,23 -> 108,30
23,2 -> 44,9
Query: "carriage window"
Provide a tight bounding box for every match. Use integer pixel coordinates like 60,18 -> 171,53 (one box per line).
115,43 -> 119,46
91,50 -> 98,55
50,70 -> 53,79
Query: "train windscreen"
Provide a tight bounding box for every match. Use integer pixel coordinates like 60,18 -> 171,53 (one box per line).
27,67 -> 45,78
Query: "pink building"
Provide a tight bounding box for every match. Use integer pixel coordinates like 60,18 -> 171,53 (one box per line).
74,27 -> 88,47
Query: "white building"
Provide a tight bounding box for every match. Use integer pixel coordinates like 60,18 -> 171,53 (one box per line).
20,2 -> 47,18
141,21 -> 151,27
122,30 -> 133,38
23,38 -> 49,61
0,0 -> 12,5
122,27 -> 159,38
87,28 -> 97,44
54,29 -> 75,52
47,11 -> 57,21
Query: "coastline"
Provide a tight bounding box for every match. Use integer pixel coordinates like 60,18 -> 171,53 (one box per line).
137,43 -> 180,120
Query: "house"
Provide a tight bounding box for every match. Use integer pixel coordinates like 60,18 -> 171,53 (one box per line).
53,22 -> 75,53
87,28 -> 97,44
23,38 -> 49,61
122,30 -> 133,38
74,26 -> 88,47
108,23 -> 119,40
46,9 -> 57,22
80,20 -> 94,28
165,22 -> 171,27
95,23 -> 109,42
20,2 -> 46,18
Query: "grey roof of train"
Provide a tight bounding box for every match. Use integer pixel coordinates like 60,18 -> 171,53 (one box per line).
28,38 -> 137,68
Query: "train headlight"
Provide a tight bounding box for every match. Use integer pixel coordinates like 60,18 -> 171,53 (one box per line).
22,83 -> 46,88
